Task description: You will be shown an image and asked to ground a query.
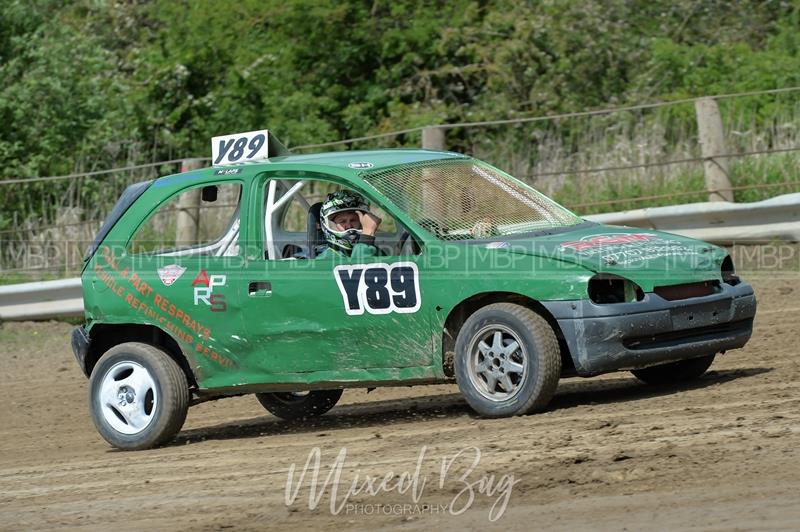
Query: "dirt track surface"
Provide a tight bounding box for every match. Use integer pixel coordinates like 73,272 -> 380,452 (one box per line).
1,276 -> 799,531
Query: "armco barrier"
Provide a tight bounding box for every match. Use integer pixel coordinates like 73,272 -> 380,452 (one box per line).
0,278 -> 83,320
584,193 -> 800,243
1,193 -> 798,321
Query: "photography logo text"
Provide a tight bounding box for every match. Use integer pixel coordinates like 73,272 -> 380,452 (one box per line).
285,446 -> 518,521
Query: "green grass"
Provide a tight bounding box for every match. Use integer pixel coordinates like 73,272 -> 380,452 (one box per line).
549,153 -> 799,215
0,272 -> 62,285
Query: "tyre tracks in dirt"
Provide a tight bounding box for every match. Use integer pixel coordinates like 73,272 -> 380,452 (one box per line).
0,276 -> 798,530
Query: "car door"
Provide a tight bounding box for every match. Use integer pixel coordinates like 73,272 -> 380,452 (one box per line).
238,176 -> 436,376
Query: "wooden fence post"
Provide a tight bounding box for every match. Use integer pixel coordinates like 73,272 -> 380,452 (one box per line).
420,127 -> 447,218
175,158 -> 204,246
422,126 -> 446,151
695,98 -> 734,202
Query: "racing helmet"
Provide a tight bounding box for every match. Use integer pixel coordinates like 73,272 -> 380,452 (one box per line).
320,190 -> 371,252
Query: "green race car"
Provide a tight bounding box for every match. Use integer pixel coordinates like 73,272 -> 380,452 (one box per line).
71,131 -> 756,450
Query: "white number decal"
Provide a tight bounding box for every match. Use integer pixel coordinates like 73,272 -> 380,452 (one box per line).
334,262 -> 421,315
212,129 -> 270,165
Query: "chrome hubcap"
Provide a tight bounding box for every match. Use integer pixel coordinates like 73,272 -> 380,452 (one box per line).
467,325 -> 527,401
98,361 -> 158,435
273,391 -> 310,403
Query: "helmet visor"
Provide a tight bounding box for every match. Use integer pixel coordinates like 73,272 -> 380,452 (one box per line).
323,208 -> 364,237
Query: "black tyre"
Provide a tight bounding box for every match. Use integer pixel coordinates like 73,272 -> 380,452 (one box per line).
631,354 -> 716,385
454,303 -> 561,417
256,389 -> 343,420
88,342 -> 189,451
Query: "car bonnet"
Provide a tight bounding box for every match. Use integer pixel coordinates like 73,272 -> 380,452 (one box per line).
494,224 -> 727,292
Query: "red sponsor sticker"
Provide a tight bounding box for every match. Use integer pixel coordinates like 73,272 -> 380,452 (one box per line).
560,233 -> 655,251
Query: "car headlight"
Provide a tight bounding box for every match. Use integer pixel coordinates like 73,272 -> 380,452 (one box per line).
588,274 -> 644,304
721,255 -> 739,286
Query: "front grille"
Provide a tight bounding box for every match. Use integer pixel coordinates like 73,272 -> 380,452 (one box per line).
654,281 -> 718,301
623,318 -> 753,350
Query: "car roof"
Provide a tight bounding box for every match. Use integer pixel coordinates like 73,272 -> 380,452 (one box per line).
231,148 -> 468,172
151,148 -> 469,190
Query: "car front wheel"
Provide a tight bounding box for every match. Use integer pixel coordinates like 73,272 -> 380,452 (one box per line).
89,342 -> 189,450
454,303 -> 561,417
256,389 -> 343,420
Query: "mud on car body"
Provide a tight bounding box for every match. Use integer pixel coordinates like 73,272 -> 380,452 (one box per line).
72,130 -> 756,450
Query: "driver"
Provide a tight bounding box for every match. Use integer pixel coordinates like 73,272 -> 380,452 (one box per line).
317,190 -> 382,259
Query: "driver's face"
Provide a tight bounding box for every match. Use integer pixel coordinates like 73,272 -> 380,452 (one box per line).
331,211 -> 361,231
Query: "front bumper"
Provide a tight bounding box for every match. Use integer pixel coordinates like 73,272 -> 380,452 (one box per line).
542,282 -> 757,376
71,326 -> 91,378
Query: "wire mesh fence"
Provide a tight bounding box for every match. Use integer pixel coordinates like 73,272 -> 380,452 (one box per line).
2,88 -> 799,278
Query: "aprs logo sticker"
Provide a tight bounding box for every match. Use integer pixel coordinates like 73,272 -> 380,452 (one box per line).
334,262 -> 420,315
192,270 -> 227,312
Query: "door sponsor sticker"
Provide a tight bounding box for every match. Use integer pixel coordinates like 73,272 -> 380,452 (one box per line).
157,264 -> 187,286
192,270 -> 227,312
334,262 -> 421,316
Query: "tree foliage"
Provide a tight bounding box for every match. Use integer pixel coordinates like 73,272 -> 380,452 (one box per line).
1,0 -> 799,226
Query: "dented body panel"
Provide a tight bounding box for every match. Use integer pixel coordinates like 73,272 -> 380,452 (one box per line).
542,282 -> 756,375
75,149 -> 756,395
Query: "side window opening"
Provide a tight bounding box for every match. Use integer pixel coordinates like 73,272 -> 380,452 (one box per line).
129,182 -> 242,256
279,180 -> 342,233
264,178 -> 416,261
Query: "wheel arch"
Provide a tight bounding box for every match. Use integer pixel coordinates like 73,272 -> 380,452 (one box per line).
440,292 -> 575,377
84,323 -> 198,389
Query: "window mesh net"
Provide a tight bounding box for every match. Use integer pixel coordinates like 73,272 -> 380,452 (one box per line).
361,159 -> 581,240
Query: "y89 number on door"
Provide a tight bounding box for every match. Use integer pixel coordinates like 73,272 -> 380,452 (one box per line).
334,262 -> 421,315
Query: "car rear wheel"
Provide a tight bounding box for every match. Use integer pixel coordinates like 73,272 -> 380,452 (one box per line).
631,354 -> 716,385
454,303 -> 561,417
89,342 -> 189,450
256,389 -> 343,420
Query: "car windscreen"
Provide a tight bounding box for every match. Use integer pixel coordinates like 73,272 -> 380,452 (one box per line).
360,158 -> 582,240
